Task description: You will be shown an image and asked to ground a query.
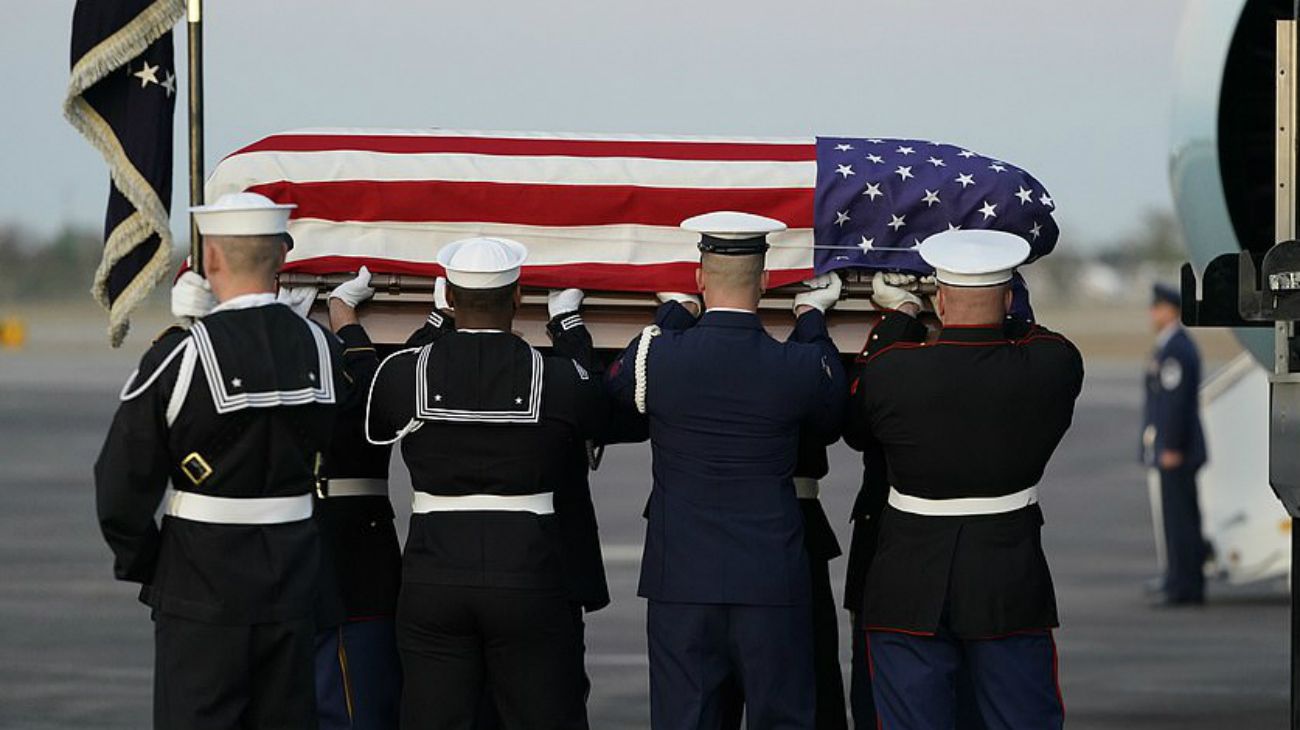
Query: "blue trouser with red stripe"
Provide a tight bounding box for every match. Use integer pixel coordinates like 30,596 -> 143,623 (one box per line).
316,618 -> 402,730
867,630 -> 1063,730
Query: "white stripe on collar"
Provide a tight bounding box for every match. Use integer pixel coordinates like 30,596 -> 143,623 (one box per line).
705,307 -> 758,314
456,328 -> 506,334
414,341 -> 544,423
212,291 -> 278,312
190,316 -> 335,413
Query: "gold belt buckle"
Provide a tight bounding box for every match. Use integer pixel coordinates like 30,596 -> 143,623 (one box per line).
180,452 -> 213,486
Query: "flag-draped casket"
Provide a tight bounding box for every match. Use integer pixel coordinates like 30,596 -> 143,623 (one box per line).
207,129 -> 1059,293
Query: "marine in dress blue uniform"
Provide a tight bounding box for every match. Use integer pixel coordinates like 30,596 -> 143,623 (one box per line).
1142,283 -> 1208,606
605,212 -> 847,730
844,231 -> 1084,730
309,268 -> 403,730
95,194 -> 349,729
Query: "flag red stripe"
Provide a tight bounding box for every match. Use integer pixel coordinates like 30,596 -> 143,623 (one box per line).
284,256 -> 812,292
232,134 -> 817,162
249,181 -> 815,228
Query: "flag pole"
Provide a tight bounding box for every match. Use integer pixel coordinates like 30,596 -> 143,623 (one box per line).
187,0 -> 204,273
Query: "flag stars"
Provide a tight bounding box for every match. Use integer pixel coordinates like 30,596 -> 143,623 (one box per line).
896,146 -> 916,156
836,164 -> 855,178
922,189 -> 941,207
955,173 -> 975,188
862,182 -> 883,201
979,201 -> 998,220
859,236 -> 875,252
958,150 -> 977,158
866,154 -> 885,164
866,138 -> 884,144
834,143 -> 855,151
947,223 -> 963,232
926,157 -> 946,167
835,210 -> 852,227
161,70 -> 176,97
888,214 -> 907,231
1015,186 -> 1034,204
1040,194 -> 1055,208
1029,222 -> 1043,239
133,62 -> 160,88
895,166 -> 914,181
988,163 -> 1007,173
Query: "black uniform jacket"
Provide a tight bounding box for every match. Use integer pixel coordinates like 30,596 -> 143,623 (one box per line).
397,309 -> 614,611
844,314 -> 1084,637
94,297 -> 349,624
366,325 -> 606,593
842,313 -> 927,613
314,323 -> 401,625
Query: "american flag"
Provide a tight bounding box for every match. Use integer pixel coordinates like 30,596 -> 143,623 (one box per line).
814,137 -> 1058,275
207,129 -> 1057,293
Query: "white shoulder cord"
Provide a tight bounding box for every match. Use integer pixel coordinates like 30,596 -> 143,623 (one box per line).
165,339 -> 198,427
633,325 -> 661,415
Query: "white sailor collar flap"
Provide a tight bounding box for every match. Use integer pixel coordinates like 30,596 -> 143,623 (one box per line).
415,334 -> 543,423
190,308 -> 336,414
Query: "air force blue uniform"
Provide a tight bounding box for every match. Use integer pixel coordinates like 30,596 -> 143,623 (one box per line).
606,302 -> 846,730
1142,324 -> 1207,602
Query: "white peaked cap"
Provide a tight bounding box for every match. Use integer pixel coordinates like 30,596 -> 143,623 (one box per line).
916,229 -> 1031,287
190,192 -> 296,236
436,237 -> 529,289
680,211 -> 787,240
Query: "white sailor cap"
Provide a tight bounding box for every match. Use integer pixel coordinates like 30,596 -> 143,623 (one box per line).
916,230 -> 1031,287
681,211 -> 786,255
190,192 -> 296,236
436,237 -> 528,289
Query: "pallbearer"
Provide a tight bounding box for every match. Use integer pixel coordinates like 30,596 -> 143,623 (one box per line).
95,192 -> 349,729
311,267 -> 404,730
844,231 -> 1083,729
605,211 -> 847,730
366,237 -> 604,730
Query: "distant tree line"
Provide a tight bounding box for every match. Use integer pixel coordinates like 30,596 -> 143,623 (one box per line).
0,226 -> 180,304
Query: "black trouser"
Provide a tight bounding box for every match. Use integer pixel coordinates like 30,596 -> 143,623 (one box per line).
473,605 -> 590,730
397,584 -> 587,730
154,613 -> 317,730
1160,465 -> 1206,601
718,555 -> 847,730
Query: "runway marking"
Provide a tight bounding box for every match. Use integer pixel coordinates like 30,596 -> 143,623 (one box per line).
601,543 -> 643,564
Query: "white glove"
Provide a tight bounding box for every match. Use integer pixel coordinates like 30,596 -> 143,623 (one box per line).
870,272 -> 923,311
433,276 -> 451,312
328,266 -> 374,308
548,288 -> 584,318
171,271 -> 216,320
277,286 -> 317,318
656,292 -> 701,315
793,274 -> 842,313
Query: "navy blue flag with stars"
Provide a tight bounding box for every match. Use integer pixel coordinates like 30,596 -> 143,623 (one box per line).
64,0 -> 185,346
813,137 -> 1059,277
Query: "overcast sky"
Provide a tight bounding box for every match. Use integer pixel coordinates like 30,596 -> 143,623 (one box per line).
5,0 -> 1187,249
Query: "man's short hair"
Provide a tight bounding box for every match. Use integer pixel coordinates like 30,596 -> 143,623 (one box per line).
700,252 -> 765,291
208,235 -> 284,278
448,281 -> 517,315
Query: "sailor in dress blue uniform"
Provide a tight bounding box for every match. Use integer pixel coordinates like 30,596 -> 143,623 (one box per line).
605,211 -> 847,730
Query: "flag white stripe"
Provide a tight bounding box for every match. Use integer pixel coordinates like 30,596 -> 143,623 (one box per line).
284,220 -> 815,271
208,151 -> 816,198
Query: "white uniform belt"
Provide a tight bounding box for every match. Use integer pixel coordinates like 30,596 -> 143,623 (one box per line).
887,486 -> 1039,517
793,477 -> 821,500
412,492 -> 555,515
324,478 -> 389,498
164,490 -> 313,525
